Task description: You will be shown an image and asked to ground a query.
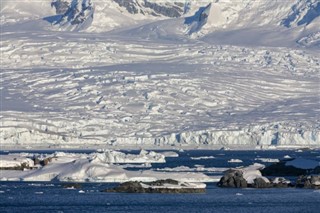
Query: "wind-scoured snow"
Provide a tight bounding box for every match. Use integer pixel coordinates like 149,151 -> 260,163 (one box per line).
0,0 -> 319,149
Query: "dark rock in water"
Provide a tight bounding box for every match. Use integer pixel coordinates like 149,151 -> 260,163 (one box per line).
270,177 -> 292,188
252,177 -> 270,188
103,179 -> 205,193
261,161 -> 308,176
62,183 -> 82,189
217,169 -> 247,188
296,175 -> 320,189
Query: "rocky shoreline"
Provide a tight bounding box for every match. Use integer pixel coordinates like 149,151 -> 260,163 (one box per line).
218,159 -> 320,189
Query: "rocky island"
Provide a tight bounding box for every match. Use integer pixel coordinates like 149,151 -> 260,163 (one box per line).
104,179 -> 206,193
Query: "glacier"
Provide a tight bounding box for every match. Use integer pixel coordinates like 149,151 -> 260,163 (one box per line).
0,0 -> 319,149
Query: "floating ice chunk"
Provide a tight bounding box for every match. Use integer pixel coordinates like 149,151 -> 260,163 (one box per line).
255,158 -> 280,163
228,159 -> 243,163
191,156 -> 215,160
160,151 -> 179,157
91,149 -> 166,164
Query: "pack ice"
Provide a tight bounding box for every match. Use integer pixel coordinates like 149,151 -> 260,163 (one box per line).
1,0 -> 319,149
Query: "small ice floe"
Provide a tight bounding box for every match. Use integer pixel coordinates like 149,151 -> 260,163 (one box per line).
160,151 -> 179,158
295,150 -> 303,153
283,155 -> 292,159
255,158 -> 279,163
191,156 -> 215,160
78,190 -> 85,193
65,187 -> 76,190
228,159 -> 243,163
235,193 -> 243,196
28,183 -> 43,187
0,191 -> 5,193
35,192 -> 43,194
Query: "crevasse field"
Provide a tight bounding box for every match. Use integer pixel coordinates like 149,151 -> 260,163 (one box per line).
1,1 -> 320,212
1,0 -> 320,149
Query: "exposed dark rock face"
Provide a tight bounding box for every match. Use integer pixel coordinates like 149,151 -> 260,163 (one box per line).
218,169 -> 293,188
252,177 -> 270,188
51,0 -> 70,14
51,0 -> 94,29
296,175 -> 320,189
113,0 -> 140,14
62,183 -> 82,189
104,179 -> 205,193
217,169 -> 247,188
144,1 -> 184,17
113,0 -> 184,17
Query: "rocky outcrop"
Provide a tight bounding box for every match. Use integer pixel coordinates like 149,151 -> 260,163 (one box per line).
218,168 -> 292,188
296,175 -> 320,189
62,183 -> 82,189
270,177 -> 292,188
252,177 -> 270,188
51,0 -> 70,14
113,0 -> 184,17
50,0 -> 94,31
217,169 -> 247,188
33,157 -> 53,166
104,179 -> 206,193
144,1 -> 184,17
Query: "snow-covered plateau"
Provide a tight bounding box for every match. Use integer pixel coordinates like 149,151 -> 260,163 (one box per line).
1,0 -> 319,149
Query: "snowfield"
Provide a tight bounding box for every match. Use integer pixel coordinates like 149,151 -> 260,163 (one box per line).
0,0 -> 319,149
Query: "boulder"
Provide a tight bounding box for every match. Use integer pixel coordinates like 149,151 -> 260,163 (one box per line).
218,169 -> 247,188
252,177 -> 270,188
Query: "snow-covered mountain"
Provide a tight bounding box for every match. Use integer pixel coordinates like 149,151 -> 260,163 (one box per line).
1,0 -> 319,149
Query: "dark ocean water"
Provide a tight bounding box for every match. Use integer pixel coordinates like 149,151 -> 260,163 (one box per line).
1,150 -> 320,213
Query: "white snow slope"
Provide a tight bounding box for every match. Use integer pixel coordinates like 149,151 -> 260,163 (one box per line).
0,0 -> 319,149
